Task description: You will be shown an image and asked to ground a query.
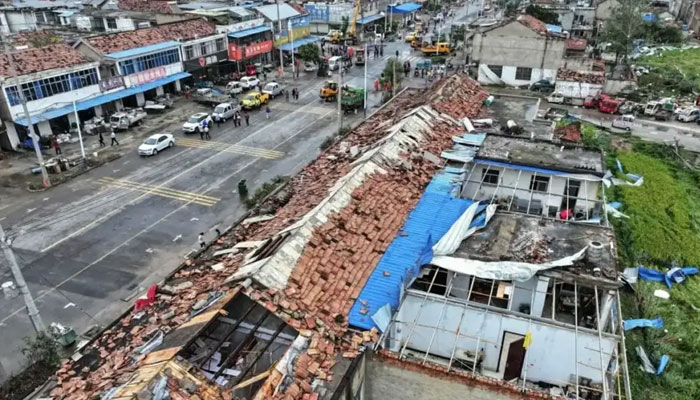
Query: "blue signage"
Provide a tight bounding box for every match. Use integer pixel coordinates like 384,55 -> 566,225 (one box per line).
305,4 -> 329,22
290,15 -> 310,28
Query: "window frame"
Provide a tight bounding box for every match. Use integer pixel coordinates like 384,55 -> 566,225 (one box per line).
482,168 -> 500,185
515,66 -> 533,81
529,175 -> 550,193
488,64 -> 503,78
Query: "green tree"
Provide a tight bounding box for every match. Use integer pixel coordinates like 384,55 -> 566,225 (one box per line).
600,0 -> 645,64
298,43 -> 320,64
525,5 -> 560,25
22,332 -> 60,368
380,58 -> 403,90
340,16 -> 349,36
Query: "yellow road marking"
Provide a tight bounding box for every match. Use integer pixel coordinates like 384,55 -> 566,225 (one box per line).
97,177 -> 220,207
178,138 -> 285,159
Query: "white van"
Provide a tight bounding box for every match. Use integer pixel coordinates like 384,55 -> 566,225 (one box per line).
677,108 -> 699,123
212,103 -> 239,122
328,56 -> 342,71
226,81 -> 243,94
612,114 -> 635,131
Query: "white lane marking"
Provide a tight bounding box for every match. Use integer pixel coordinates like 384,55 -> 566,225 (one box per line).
146,248 -> 153,253
172,234 -> 182,242
26,208 -> 36,213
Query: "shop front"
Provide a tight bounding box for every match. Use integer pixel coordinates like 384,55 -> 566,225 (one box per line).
227,25 -> 274,73
181,33 -> 231,83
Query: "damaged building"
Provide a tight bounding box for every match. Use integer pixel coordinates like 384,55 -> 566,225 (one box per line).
38,75 -> 630,400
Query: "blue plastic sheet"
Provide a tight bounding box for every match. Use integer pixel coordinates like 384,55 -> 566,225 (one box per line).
638,266 -> 699,288
623,317 -> 664,331
656,355 -> 670,375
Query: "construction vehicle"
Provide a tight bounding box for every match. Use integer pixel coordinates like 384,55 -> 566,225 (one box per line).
320,80 -> 338,101
330,0 -> 360,44
421,42 -> 451,56
405,31 -> 419,42
240,91 -> 270,110
341,86 -> 365,113
355,47 -> 365,66
598,95 -> 624,114
109,109 -> 146,130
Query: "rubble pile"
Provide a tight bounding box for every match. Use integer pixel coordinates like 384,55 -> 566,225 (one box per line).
430,75 -> 489,119
0,44 -> 88,77
554,122 -> 582,142
556,69 -> 605,84
87,20 -> 215,54
117,0 -> 175,13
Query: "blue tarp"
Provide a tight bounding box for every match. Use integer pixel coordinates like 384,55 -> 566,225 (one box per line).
389,2 -> 421,13
638,266 -> 699,288
16,72 -> 191,126
106,41 -> 181,59
277,35 -> 322,51
228,25 -> 271,38
546,24 -> 563,33
357,14 -> 384,24
623,317 -> 664,331
347,171 -> 475,330
656,355 -> 670,375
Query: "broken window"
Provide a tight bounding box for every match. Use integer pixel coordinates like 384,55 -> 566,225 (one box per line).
106,18 -> 117,30
410,267 -> 511,310
515,67 -> 532,81
482,168 -> 499,185
488,65 -> 503,78
529,175 -> 550,193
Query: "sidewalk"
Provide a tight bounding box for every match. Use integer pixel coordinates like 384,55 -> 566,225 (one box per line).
0,96 -> 209,193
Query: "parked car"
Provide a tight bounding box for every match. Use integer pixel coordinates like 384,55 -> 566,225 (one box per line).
529,80 -> 555,93
212,102 -> 240,122
138,134 -> 175,156
262,82 -> 283,98
240,91 -> 270,109
654,109 -> 673,121
612,114 -> 635,131
240,76 -> 260,89
304,62 -> 316,72
182,112 -> 211,134
328,56 -> 342,71
676,108 -> 699,122
226,81 -> 243,94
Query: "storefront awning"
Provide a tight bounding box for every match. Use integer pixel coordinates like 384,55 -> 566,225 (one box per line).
15,72 -> 191,126
277,35 -> 322,51
389,2 -> 422,13
357,14 -> 383,24
228,25 -> 272,39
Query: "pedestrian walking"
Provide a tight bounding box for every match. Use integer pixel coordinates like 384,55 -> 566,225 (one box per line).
374,78 -> 379,92
265,105 -> 270,119
53,139 -> 62,155
285,89 -> 290,102
244,112 -> 249,126
204,124 -> 211,140
236,112 -> 242,127
263,72 -> 267,81
232,112 -> 239,127
215,116 -> 222,128
98,132 -> 106,147
110,131 -> 119,146
295,88 -> 300,101
200,120 -> 207,139
198,232 -> 205,248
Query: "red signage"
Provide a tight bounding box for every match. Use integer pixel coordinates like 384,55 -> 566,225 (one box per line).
128,67 -> 167,86
228,40 -> 273,61
198,57 -> 207,67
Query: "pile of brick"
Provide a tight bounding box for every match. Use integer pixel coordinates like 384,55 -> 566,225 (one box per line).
0,44 -> 89,78
556,68 -> 605,84
517,14 -> 549,36
431,74 -> 489,119
117,0 -> 176,13
87,19 -> 215,54
554,122 -> 582,142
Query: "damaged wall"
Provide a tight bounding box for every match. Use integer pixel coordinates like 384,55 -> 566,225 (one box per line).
391,291 -> 616,386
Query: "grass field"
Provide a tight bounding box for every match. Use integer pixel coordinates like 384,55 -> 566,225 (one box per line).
637,48 -> 700,96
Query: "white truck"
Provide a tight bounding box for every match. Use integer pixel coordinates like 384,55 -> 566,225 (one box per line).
109,109 -> 146,130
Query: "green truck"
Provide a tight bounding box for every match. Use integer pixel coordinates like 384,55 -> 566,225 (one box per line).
341,87 -> 365,114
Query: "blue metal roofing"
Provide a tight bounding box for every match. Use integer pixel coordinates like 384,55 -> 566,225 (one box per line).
228,25 -> 271,38
474,158 -> 570,176
357,14 -> 383,24
105,41 -> 181,59
348,170 -> 476,330
277,35 -> 322,51
16,72 -> 191,126
389,2 -> 422,14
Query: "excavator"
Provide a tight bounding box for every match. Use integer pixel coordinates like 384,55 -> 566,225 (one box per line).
329,0 -> 360,45
319,80 -> 339,101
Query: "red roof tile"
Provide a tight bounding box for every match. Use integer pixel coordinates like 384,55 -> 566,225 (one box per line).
517,14 -> 549,35
86,19 -> 216,54
0,44 -> 92,78
118,0 -> 176,13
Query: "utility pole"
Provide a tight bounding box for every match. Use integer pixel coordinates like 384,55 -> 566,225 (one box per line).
392,51 -> 397,98
1,39 -> 51,188
276,0 -> 284,71
289,19 -> 296,80
338,59 -> 343,133
68,78 -> 87,169
0,224 -> 45,332
362,0 -> 368,118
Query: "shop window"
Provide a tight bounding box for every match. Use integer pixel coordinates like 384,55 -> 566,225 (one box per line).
515,67 -> 532,81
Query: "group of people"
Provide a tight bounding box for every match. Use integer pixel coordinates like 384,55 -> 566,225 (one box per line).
50,129 -> 119,157
211,110 -> 251,137
284,88 -> 301,102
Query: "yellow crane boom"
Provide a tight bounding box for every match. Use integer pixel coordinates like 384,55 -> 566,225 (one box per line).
348,0 -> 360,37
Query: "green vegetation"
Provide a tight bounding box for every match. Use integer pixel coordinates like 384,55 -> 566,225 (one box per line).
602,142 -> 700,400
637,48 -> 700,97
244,176 -> 287,208
525,5 -> 560,25
298,43 -> 320,64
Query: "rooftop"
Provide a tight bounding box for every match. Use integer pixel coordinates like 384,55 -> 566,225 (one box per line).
254,3 -> 300,21
0,44 -> 92,79
455,212 -> 618,282
117,0 -> 178,13
516,14 -> 549,35
476,134 -> 604,174
85,19 -> 216,54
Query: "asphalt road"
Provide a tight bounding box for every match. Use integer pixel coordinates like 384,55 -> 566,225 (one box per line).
0,38 -> 433,377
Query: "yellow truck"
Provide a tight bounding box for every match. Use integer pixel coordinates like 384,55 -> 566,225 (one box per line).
240,91 -> 270,110
405,31 -> 419,42
421,42 -> 451,56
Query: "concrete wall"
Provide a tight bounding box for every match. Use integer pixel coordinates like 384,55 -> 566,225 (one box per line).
472,21 -> 566,86
391,291 -> 617,386
595,0 -> 619,22
555,81 -> 603,99
462,164 -> 601,217
365,355 -> 516,400
5,10 -> 38,32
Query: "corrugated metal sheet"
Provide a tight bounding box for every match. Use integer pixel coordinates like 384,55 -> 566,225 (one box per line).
347,172 -> 474,330
255,3 -> 300,21
105,41 -> 181,59
228,25 -> 271,38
